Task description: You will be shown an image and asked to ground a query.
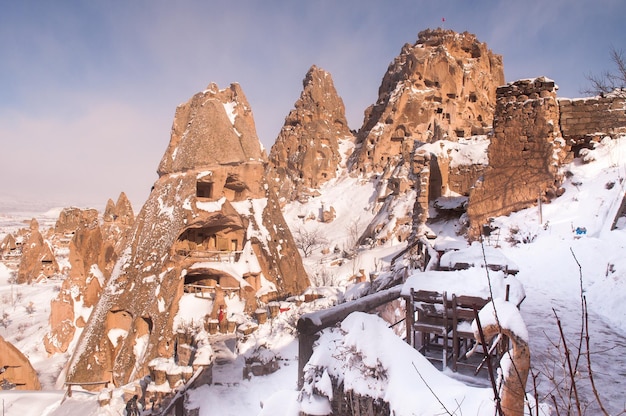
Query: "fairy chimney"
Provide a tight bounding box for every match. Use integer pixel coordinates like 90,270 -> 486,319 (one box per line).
0,335 -> 41,390
45,209 -> 111,354
16,218 -> 59,283
268,65 -> 354,202
66,82 -> 309,389
103,192 -> 134,227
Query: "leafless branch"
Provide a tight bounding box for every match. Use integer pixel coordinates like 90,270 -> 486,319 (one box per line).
294,226 -> 327,257
581,46 -> 626,97
583,296 -> 610,415
552,308 -> 582,414
412,362 -> 454,415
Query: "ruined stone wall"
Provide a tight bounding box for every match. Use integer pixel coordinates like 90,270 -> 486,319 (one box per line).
467,78 -> 569,238
559,94 -> 626,149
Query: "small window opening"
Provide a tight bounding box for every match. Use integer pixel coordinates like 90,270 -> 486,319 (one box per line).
197,182 -> 213,198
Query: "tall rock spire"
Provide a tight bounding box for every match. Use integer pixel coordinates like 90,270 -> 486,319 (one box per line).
66,82 -> 308,388
268,65 -> 354,203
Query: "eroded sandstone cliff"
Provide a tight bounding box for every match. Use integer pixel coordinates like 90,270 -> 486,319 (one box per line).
65,83 -> 308,388
350,28 -> 503,176
269,65 -> 354,203
350,29 -> 503,244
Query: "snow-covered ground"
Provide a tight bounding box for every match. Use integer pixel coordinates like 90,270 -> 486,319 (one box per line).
1,136 -> 626,415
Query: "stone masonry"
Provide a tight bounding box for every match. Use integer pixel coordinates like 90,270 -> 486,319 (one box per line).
559,93 -> 626,152
467,77 -> 569,239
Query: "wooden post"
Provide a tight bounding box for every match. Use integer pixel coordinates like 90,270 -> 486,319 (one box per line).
298,332 -> 316,389
538,188 -> 543,224
405,295 -> 414,347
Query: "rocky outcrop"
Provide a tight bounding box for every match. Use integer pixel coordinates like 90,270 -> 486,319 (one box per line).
353,29 -> 502,244
467,77 -> 569,238
103,192 -> 134,227
350,28 -> 503,176
54,207 -> 99,235
66,82 -> 309,389
269,65 -> 354,203
45,209 -> 109,354
16,218 -> 59,283
0,335 -> 41,390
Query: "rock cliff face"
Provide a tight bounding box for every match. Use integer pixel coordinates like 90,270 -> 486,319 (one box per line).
44,201 -> 131,355
66,83 -> 309,388
269,65 -> 354,203
16,218 -> 59,283
350,29 -> 503,176
0,335 -> 41,390
351,29 -> 503,244
467,77 -> 569,238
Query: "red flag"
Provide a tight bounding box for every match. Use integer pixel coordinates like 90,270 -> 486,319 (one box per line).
442,17 -> 445,22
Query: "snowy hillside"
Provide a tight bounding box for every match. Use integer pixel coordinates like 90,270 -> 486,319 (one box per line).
1,135 -> 625,415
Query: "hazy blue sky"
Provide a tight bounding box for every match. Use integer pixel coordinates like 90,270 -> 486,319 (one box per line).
1,1 -> 625,211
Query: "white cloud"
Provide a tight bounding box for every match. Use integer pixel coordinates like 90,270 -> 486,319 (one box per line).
1,0 -> 625,210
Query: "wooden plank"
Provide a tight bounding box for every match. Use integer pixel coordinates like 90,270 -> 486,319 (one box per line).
296,286 -> 402,336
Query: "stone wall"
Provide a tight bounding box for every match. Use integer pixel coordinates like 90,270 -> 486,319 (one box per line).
559,94 -> 626,151
467,77 -> 569,238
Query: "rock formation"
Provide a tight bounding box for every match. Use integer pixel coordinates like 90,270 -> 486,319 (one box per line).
0,233 -> 18,260
101,192 -> 135,261
0,335 -> 41,390
65,82 -> 309,388
102,192 -> 135,227
269,65 -> 354,203
54,207 -> 99,236
45,207 -> 111,353
45,199 -> 134,355
16,218 -> 59,283
467,77 -> 569,238
350,28 -> 503,176
351,29 -> 503,244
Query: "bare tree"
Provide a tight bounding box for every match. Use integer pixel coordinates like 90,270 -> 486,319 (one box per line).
344,217 -> 363,258
294,227 -> 327,258
582,46 -> 626,97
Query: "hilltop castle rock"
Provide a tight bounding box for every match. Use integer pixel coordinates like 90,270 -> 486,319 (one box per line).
269,65 -> 354,203
350,29 -> 503,176
352,29 -> 503,244
66,83 -> 309,388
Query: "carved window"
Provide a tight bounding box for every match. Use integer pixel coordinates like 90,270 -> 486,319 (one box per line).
197,182 -> 213,198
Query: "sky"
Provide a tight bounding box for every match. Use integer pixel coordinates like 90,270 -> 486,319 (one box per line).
1,0 -> 625,211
